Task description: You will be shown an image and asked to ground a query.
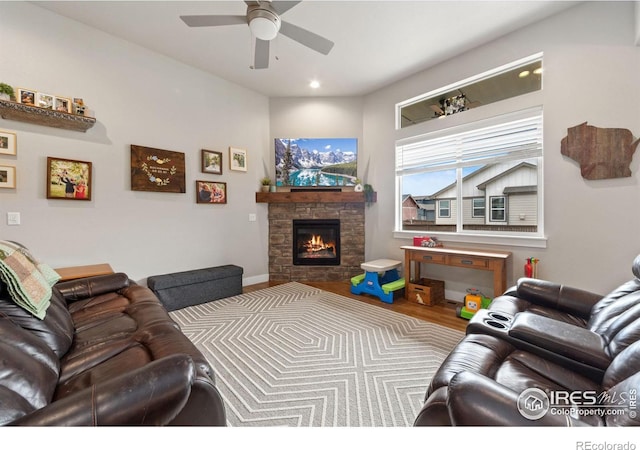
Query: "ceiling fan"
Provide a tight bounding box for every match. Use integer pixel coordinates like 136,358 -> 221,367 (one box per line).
180,1 -> 335,69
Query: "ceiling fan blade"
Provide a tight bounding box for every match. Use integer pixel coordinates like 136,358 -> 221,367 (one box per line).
253,38 -> 270,69
271,1 -> 302,15
280,21 -> 334,55
180,15 -> 246,27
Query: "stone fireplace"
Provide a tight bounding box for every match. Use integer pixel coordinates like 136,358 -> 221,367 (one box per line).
257,191 -> 368,282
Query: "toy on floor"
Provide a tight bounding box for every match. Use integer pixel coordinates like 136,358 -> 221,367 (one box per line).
456,288 -> 492,320
350,258 -> 405,304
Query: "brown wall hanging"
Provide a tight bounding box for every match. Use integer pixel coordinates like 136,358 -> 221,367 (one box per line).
131,145 -> 186,193
561,122 -> 640,180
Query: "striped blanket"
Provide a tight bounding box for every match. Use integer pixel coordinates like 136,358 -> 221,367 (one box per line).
0,241 -> 60,319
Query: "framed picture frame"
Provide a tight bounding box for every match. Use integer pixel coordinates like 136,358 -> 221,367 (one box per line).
36,92 -> 54,109
0,165 -> 16,189
202,149 -> 223,175
46,157 -> 92,200
54,96 -> 71,113
17,88 -> 36,106
229,147 -> 247,172
196,180 -> 227,204
130,145 -> 186,193
0,130 -> 17,156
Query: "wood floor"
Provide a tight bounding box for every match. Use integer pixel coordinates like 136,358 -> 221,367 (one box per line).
243,280 -> 468,332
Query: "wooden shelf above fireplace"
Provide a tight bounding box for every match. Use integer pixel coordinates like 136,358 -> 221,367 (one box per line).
256,191 -> 376,204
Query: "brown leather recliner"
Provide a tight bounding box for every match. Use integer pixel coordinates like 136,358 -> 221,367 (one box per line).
414,254 -> 640,426
0,272 -> 227,426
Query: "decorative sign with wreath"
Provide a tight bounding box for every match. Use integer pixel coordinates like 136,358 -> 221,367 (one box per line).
131,145 -> 186,193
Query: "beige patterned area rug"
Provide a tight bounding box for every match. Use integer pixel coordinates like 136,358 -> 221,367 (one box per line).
170,282 -> 464,427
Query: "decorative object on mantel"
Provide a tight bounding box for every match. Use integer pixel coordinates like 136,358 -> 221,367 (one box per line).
354,178 -> 363,192
560,122 -> 640,180
0,130 -> 17,156
130,145 -> 186,193
0,99 -> 96,132
363,183 -> 375,207
259,176 -> 271,192
0,83 -> 15,101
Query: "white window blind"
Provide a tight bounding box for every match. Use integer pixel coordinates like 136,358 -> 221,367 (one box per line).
396,107 -> 543,175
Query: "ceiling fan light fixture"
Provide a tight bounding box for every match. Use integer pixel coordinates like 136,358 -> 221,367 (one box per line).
248,9 -> 281,41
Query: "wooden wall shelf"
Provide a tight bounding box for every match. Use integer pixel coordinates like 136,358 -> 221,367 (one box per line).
256,191 -> 376,204
0,99 -> 96,132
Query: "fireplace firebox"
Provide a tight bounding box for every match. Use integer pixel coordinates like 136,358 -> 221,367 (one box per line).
292,219 -> 340,266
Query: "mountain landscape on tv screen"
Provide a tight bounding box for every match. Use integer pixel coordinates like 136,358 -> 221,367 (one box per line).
275,138 -> 357,187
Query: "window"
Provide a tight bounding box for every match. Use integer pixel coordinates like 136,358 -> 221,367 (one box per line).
472,198 -> 485,218
398,54 -> 543,128
490,196 -> 506,222
395,107 -> 543,238
439,199 -> 451,218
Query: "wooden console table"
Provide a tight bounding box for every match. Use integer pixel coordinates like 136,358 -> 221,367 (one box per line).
401,246 -> 512,299
55,263 -> 114,282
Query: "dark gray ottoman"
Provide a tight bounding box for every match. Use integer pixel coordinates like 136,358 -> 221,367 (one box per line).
147,265 -> 243,311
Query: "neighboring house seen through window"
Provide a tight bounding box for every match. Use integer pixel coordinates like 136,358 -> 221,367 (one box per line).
395,107 -> 543,237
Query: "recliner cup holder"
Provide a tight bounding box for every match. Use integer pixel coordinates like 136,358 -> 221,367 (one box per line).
484,319 -> 509,330
488,312 -> 513,322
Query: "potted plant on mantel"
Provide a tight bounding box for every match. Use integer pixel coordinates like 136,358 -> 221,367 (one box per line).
0,83 -> 14,101
260,177 -> 271,193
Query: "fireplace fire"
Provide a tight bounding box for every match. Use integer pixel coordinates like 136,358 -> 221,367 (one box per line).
292,219 -> 340,266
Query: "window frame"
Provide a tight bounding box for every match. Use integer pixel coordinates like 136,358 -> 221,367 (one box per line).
472,197 -> 485,218
394,106 -> 546,248
438,199 -> 451,218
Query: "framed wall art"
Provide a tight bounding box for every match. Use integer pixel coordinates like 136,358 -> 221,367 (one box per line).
0,165 -> 16,189
229,147 -> 247,172
46,157 -> 92,200
131,145 -> 186,193
36,92 -> 54,109
202,149 -> 223,175
0,130 -> 17,156
17,88 -> 36,106
196,180 -> 227,204
55,96 -> 71,113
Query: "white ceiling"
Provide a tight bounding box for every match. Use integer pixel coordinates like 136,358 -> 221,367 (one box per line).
33,1 -> 580,97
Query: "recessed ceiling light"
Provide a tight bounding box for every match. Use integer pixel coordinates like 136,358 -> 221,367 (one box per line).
309,80 -> 320,89
533,67 -> 543,75
518,70 -> 530,78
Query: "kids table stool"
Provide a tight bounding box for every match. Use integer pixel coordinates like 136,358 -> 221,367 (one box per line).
350,258 -> 404,304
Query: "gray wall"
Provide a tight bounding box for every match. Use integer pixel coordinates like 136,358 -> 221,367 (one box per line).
1,2 -> 638,297
0,2 -> 270,284
272,2 -> 640,298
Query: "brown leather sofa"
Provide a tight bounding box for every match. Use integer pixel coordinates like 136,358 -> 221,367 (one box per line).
414,254 -> 640,426
0,272 -> 227,426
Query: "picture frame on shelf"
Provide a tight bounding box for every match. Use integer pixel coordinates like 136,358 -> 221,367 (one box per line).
229,147 -> 247,172
201,149 -> 223,175
36,92 -> 54,109
17,88 -> 36,106
0,164 -> 16,189
196,180 -> 227,204
46,157 -> 92,200
0,130 -> 17,156
54,96 -> 71,113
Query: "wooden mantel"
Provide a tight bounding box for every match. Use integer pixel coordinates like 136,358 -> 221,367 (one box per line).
256,191 -> 376,203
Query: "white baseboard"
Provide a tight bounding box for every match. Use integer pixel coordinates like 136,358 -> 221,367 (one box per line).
243,273 -> 269,286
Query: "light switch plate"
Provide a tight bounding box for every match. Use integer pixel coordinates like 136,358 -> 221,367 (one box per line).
7,212 -> 20,226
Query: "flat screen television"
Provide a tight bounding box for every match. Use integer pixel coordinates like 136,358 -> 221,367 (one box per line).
275,138 -> 358,187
